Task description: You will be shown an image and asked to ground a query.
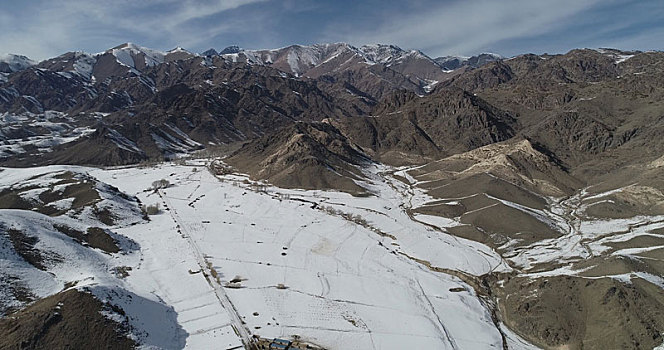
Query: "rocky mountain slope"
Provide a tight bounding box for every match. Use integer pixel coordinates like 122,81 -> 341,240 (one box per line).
384,48 -> 664,350
336,87 -> 517,165
434,52 -> 503,71
0,54 -> 36,74
217,43 -> 449,81
226,121 -> 370,194
0,288 -> 136,350
4,42 -> 448,166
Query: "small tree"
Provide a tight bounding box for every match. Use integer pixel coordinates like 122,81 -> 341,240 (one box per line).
152,179 -> 170,190
144,203 -> 160,215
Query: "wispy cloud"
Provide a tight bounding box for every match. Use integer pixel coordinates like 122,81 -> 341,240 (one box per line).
0,0 -> 267,60
83,0 -> 269,45
326,0 -> 605,56
1,0 -> 661,60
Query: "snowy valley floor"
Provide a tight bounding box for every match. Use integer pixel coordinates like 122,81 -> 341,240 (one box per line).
84,160 -> 538,349
5,160 -> 663,349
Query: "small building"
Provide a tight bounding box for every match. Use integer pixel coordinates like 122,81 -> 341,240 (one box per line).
269,338 -> 292,349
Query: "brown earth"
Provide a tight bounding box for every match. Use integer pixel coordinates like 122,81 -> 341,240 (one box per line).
336,87 -> 517,165
4,228 -> 54,271
226,121 -> 371,195
53,225 -> 120,254
0,289 -> 135,350
489,274 -> 664,350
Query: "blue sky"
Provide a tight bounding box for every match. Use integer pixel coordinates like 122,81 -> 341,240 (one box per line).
1,0 -> 662,60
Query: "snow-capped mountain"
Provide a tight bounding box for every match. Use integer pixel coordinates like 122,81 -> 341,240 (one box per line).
1,42 -> 651,167
215,42 -> 451,80
359,44 -> 426,64
434,52 -> 503,71
164,46 -> 196,62
201,48 -> 219,57
37,52 -> 98,80
217,43 -> 359,76
107,42 -> 167,69
0,54 -> 36,73
219,45 -> 242,55
31,43 -> 198,83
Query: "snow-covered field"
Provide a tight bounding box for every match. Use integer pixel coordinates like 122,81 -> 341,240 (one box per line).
0,160 -> 542,349
90,161 -> 521,349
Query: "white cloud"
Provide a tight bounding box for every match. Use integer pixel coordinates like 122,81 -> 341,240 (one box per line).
86,0 -> 268,45
0,0 -> 267,60
1,0 -> 659,61
327,0 -> 604,56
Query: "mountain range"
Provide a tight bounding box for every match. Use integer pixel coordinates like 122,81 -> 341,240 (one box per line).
1,41 -> 664,350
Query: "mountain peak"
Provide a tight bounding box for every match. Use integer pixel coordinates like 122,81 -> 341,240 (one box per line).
106,42 -> 166,68
201,48 -> 219,56
220,45 -> 242,54
167,46 -> 189,53
0,53 -> 37,73
110,42 -> 140,51
434,53 -> 503,70
358,44 -> 434,65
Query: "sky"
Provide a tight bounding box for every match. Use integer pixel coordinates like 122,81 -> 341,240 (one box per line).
1,0 -> 662,61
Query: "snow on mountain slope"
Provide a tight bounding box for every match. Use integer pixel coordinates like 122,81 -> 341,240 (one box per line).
0,111 -> 97,159
359,44 -> 429,65
218,43 -> 450,79
397,150 -> 664,283
0,54 -> 36,73
0,166 -> 142,312
71,52 -> 97,79
435,53 -> 503,71
109,42 -> 166,69
220,43 -> 363,76
593,48 -> 639,64
16,44 -> 192,84
0,165 -> 144,229
0,165 -> 196,348
37,52 -> 98,80
167,47 -> 192,55
150,123 -> 204,159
